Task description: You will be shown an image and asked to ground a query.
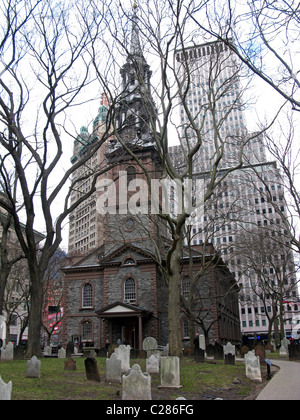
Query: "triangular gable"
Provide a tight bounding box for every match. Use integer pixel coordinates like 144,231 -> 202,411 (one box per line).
99,243 -> 155,266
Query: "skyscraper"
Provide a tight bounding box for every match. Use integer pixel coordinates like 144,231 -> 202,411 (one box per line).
172,40 -> 299,343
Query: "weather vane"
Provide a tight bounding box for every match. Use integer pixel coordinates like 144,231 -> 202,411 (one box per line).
133,3 -> 138,10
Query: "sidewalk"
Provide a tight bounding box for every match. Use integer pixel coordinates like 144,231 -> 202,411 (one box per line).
256,360 -> 300,400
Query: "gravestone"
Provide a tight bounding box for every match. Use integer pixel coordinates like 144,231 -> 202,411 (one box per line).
43,346 -> 51,356
66,341 -> 75,358
114,345 -> 131,373
194,348 -> 205,363
245,351 -> 262,383
84,357 -> 101,382
58,347 -> 66,359
214,342 -> 224,360
146,354 -> 159,374
64,358 -> 77,371
26,356 -> 41,379
122,364 -> 151,400
0,342 -> 14,361
288,341 -> 300,361
106,353 -> 122,384
241,346 -> 249,358
161,343 -> 169,356
143,337 -> 158,357
199,335 -> 206,352
225,353 -> 235,366
224,342 -> 236,366
254,344 -> 266,364
279,344 -> 288,356
0,376 -> 12,401
159,356 -> 182,389
98,348 -> 107,358
0,316 -> 6,342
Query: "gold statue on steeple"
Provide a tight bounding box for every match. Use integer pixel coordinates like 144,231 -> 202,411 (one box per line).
133,3 -> 138,10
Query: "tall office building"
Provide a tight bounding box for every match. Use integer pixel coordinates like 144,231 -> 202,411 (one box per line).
68,95 -> 109,255
173,40 -> 299,342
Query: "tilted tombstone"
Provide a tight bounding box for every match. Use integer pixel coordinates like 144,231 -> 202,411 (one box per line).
0,342 -> 14,362
122,364 -> 151,400
106,353 -> 122,384
114,345 -> 131,373
245,351 -> 262,383
26,356 -> 41,379
0,376 -> 12,401
146,354 -> 159,374
84,357 -> 101,382
159,356 -> 182,389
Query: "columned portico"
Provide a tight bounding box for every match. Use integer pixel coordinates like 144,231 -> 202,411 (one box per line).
96,301 -> 152,351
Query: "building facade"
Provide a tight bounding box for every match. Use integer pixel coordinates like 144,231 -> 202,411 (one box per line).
173,40 -> 299,342
63,13 -> 241,350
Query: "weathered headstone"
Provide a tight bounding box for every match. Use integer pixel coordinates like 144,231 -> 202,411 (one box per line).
279,344 -> 288,356
58,347 -> 66,359
214,342 -> 224,360
84,357 -> 101,382
64,358 -> 77,371
254,344 -> 266,364
288,341 -> 300,361
161,343 -> 169,356
106,353 -> 122,383
43,346 -> 51,356
241,345 -> 249,358
199,335 -> 206,352
66,341 -> 75,358
146,354 -> 160,374
159,356 -> 182,389
143,337 -> 158,357
114,345 -> 131,373
26,356 -> 41,379
245,351 -> 262,383
122,364 -> 151,400
0,342 -> 14,362
194,348 -> 205,363
0,376 -> 12,401
224,342 -> 236,365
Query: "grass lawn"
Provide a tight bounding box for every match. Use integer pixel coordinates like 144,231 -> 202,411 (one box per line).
0,357 -> 267,400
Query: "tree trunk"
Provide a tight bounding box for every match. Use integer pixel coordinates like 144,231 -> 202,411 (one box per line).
168,235 -> 184,358
25,266 -> 43,359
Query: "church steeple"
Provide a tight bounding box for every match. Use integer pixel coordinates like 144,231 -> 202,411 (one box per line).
115,4 -> 157,145
130,4 -> 143,59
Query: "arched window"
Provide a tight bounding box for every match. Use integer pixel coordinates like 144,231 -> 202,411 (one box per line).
124,278 -> 136,304
181,277 -> 190,299
82,283 -> 93,308
126,166 -> 136,185
82,321 -> 93,342
123,258 -> 135,266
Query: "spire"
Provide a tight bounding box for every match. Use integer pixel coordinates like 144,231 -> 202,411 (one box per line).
130,3 -> 143,59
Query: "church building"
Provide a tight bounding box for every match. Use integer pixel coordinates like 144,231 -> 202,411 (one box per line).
62,8 -> 240,351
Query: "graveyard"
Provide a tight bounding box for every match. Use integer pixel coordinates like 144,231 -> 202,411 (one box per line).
2,336 -> 298,400
0,353 -> 273,401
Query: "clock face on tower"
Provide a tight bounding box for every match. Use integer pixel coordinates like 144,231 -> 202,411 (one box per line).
121,127 -> 136,142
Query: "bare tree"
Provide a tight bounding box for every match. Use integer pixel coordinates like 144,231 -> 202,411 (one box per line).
86,0 -> 275,357
0,0 -> 116,358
